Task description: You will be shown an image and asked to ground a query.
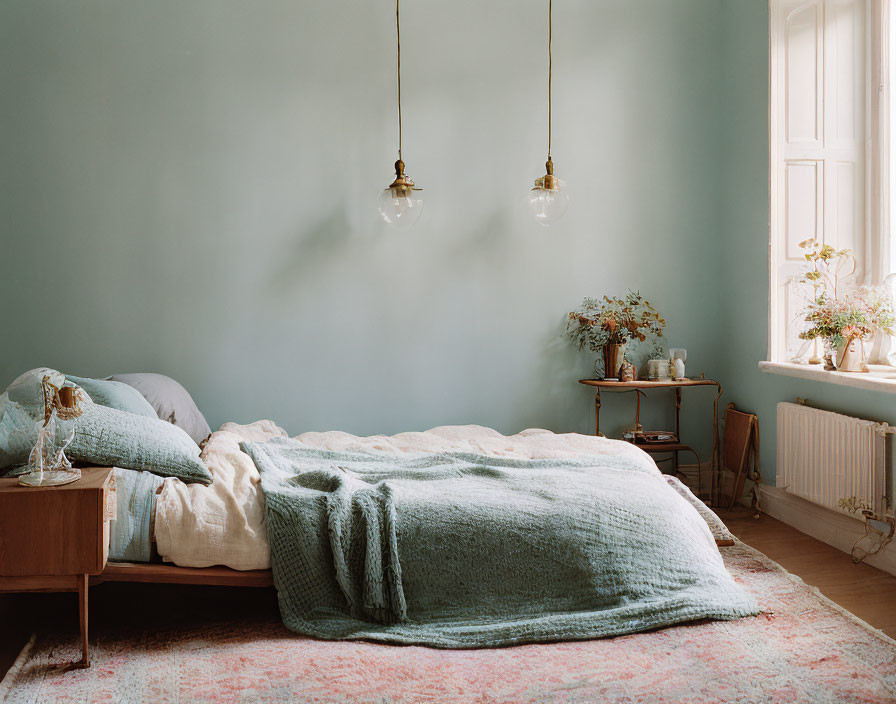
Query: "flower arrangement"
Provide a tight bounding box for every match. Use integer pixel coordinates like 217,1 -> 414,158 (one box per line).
566,292 -> 665,352
799,287 -> 896,349
795,240 -> 896,369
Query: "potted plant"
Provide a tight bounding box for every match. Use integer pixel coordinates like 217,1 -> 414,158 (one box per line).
800,288 -> 896,372
566,292 -> 666,379
796,240 -> 896,372
794,239 -> 853,366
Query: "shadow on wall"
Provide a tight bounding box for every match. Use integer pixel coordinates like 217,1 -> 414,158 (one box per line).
268,208 -> 353,293
520,320 -> 589,432
441,209 -> 515,266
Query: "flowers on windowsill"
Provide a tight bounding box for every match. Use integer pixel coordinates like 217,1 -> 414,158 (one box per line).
800,290 -> 895,349
795,240 -> 896,372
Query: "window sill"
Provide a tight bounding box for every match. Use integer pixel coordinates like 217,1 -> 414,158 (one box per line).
758,361 -> 896,394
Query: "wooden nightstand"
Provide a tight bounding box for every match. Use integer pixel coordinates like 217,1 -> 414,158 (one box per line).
0,467 -> 115,669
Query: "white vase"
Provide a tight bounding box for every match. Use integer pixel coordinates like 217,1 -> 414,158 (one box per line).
672,358 -> 686,380
834,337 -> 867,373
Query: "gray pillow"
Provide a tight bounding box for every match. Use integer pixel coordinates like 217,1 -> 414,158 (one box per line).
66,375 -> 157,419
69,403 -> 212,485
107,373 -> 211,445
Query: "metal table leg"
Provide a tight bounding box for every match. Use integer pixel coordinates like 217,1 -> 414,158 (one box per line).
711,384 -> 722,505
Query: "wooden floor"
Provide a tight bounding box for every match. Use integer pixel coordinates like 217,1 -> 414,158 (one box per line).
721,506 -> 896,638
2,510 -> 895,683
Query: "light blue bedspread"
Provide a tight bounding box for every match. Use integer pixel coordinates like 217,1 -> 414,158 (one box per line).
243,441 -> 759,648
109,468 -> 164,562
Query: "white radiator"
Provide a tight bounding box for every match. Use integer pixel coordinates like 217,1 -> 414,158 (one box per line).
777,402 -> 890,518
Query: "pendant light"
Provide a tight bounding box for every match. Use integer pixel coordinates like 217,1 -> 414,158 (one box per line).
378,0 -> 424,230
527,0 -> 569,226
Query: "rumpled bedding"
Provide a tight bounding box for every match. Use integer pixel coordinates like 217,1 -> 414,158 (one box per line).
155,420 -> 284,570
241,441 -> 758,647
155,423 -> 668,570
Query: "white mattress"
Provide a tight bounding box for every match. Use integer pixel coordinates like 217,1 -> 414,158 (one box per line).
154,422 -> 658,571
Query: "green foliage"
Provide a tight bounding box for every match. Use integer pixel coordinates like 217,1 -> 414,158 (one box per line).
565,292 -> 666,352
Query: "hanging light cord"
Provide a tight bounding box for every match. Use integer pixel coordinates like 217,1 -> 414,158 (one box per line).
547,0 -> 552,160
396,0 -> 402,161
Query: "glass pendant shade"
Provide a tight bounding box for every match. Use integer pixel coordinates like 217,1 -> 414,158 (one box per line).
378,159 -> 423,230
528,183 -> 569,226
528,158 -> 568,226
378,187 -> 424,230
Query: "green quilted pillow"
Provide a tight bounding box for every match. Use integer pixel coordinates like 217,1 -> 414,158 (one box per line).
69,403 -> 212,485
66,375 -> 158,420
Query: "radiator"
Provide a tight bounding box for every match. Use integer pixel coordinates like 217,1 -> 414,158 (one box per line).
777,402 -> 890,518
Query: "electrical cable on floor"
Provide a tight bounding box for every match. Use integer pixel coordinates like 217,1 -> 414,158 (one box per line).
850,515 -> 895,564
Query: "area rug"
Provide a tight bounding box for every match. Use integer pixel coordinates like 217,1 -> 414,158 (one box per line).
1,542 -> 895,704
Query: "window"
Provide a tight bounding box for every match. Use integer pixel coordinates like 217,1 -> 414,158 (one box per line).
768,0 -> 889,364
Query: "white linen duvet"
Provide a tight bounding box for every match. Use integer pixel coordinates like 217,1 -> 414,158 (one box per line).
154,422 -> 666,571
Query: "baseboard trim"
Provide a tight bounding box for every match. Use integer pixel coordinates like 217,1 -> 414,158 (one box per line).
757,485 -> 896,577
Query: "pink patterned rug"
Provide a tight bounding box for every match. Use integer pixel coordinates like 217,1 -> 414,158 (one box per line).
2,543 -> 895,704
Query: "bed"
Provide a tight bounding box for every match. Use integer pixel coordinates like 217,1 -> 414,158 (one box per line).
1,423 -> 733,593
0,367 -> 753,640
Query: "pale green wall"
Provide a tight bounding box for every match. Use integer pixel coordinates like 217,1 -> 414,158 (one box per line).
1,0 -> 727,443
721,0 -> 896,491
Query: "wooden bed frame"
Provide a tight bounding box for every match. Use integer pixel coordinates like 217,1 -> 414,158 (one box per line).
97,561 -> 273,587
0,564 -> 272,593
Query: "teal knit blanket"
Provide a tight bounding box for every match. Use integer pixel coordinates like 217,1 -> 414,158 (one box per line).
241,440 -> 758,648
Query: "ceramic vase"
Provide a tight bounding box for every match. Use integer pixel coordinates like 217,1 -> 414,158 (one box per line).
834,336 -> 867,373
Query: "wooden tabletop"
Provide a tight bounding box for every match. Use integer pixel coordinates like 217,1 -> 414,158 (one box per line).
0,467 -> 112,494
578,378 -> 720,389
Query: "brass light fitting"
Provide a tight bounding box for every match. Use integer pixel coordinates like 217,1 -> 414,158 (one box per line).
387,159 -> 421,196
533,158 -> 561,192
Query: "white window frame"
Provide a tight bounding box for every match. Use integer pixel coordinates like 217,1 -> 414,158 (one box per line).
766,0 -> 890,378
